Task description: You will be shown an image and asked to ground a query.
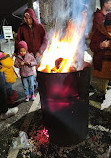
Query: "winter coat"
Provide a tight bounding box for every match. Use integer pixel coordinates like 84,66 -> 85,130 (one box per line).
90,24 -> 111,80
0,72 -> 8,113
92,8 -> 106,34
15,8 -> 48,56
14,53 -> 37,77
0,53 -> 17,83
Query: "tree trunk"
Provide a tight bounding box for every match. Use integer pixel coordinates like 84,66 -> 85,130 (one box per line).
28,0 -> 33,9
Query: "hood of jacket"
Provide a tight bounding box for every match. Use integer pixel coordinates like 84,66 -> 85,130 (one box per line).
24,8 -> 38,25
0,53 -> 13,68
0,53 -> 11,66
94,8 -> 102,14
0,53 -> 10,62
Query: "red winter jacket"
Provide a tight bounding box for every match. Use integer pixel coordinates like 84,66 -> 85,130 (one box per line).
90,24 -> 111,71
15,8 -> 48,56
92,8 -> 106,33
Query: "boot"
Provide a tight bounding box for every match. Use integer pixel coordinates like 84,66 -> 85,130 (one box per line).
1,107 -> 18,120
89,92 -> 105,103
13,90 -> 18,100
96,93 -> 105,103
8,90 -> 18,105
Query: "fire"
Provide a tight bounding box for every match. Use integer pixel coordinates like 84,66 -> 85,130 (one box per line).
38,13 -> 87,73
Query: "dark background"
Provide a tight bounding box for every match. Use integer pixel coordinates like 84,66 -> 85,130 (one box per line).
0,0 -> 36,32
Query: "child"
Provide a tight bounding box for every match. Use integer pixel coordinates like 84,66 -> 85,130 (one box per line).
0,51 -> 18,105
14,41 -> 37,101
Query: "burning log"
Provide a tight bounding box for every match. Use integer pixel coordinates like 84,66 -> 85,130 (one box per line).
55,57 -> 63,69
51,57 -> 67,73
50,57 -> 77,73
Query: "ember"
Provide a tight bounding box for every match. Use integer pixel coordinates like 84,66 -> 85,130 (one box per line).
30,126 -> 49,151
51,58 -> 68,73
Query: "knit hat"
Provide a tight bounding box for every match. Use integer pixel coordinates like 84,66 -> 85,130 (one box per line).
0,52 -> 5,59
104,12 -> 111,27
18,41 -> 28,51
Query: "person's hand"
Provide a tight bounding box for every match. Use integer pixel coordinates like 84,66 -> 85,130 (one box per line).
11,53 -> 16,59
20,61 -> 24,66
26,61 -> 30,65
100,40 -> 110,48
35,52 -> 40,58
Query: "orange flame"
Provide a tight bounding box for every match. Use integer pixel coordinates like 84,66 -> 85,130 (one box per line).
38,13 -> 87,73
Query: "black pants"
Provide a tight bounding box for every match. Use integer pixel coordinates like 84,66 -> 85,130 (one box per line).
0,72 -> 8,114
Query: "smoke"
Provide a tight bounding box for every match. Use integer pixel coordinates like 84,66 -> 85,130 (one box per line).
53,0 -> 71,31
86,0 -> 96,35
52,0 -> 96,69
53,0 -> 96,36
70,0 -> 96,69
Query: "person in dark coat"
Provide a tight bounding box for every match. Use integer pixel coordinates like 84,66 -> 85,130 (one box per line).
88,0 -> 111,93
90,12 -> 111,103
91,0 -> 111,38
0,72 -> 18,120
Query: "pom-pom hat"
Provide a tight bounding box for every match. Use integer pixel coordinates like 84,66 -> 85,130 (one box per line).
0,52 -> 5,59
18,41 -> 28,51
